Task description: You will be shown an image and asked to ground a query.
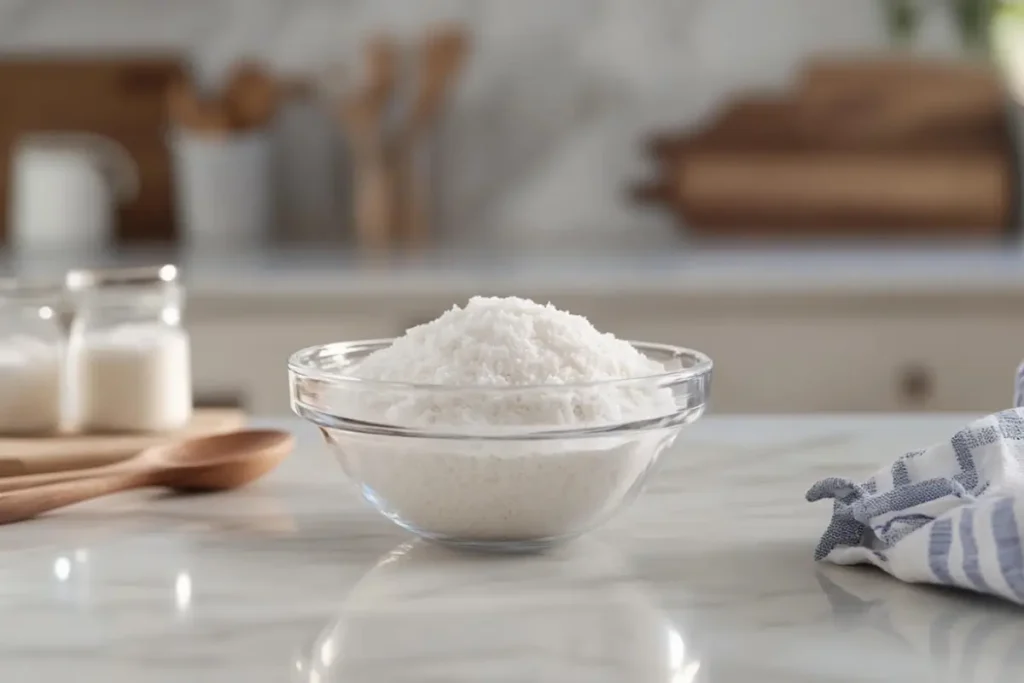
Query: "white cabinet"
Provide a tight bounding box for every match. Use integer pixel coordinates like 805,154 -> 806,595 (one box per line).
611,316 -> 1022,414
184,289 -> 1024,415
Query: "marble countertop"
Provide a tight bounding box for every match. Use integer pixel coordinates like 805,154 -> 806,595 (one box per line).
5,245 -> 1024,299
1,414 -> 1022,682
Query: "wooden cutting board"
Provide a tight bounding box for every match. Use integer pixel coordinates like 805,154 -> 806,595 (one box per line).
0,408 -> 246,477
0,55 -> 185,244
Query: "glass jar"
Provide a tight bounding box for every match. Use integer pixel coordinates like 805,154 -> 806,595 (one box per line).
66,264 -> 192,433
0,279 -> 64,435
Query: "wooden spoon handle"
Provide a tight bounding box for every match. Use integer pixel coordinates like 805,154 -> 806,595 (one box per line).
0,461 -> 141,493
0,472 -> 151,525
394,143 -> 431,247
352,147 -> 396,249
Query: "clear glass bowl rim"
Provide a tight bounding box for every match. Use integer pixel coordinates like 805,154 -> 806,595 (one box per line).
288,338 -> 713,393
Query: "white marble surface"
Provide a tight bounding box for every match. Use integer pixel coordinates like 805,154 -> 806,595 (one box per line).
0,414 -> 1021,682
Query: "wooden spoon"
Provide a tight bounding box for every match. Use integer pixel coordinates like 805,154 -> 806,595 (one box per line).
0,429 -> 294,524
395,25 -> 470,247
405,26 -> 469,140
166,77 -> 233,136
225,62 -> 279,130
339,34 -> 400,250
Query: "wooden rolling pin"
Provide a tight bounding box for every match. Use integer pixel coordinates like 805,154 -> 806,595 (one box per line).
634,150 -> 1013,234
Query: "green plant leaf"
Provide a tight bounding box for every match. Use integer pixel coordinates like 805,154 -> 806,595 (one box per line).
952,0 -> 997,52
881,0 -> 921,42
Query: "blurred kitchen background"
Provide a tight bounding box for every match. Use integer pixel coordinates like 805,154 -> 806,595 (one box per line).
0,0 -> 1023,415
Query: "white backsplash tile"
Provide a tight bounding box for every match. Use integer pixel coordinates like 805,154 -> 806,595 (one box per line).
0,0 -> 215,51
486,111 -> 684,252
0,0 -> 960,249
691,0 -> 887,80
193,0 -> 295,89
473,0 -> 593,49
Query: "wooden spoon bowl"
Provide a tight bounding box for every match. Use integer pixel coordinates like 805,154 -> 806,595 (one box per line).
147,429 -> 293,491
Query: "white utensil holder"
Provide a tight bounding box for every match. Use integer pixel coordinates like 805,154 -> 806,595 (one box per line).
171,129 -> 274,249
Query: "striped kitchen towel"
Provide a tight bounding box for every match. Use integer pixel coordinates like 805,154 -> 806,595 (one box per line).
807,408 -> 1024,604
1015,361 -> 1024,409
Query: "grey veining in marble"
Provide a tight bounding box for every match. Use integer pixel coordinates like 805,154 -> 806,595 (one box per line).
0,414 -> 1021,682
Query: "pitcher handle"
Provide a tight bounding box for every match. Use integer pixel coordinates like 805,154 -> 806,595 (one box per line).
14,132 -> 140,203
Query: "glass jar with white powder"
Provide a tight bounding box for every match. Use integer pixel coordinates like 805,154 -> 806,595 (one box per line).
66,264 -> 192,433
0,279 -> 64,435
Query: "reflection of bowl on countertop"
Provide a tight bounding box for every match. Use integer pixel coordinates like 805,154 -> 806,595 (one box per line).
295,540 -> 698,683
288,339 -> 712,552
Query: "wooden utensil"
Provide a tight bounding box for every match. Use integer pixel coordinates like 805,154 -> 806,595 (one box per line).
365,35 -> 399,119
341,95 -> 395,249
0,429 -> 294,524
166,77 -> 233,135
225,63 -> 279,130
339,35 -> 400,250
405,27 -> 468,140
395,26 -> 469,247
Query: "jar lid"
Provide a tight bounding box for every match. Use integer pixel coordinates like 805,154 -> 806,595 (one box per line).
65,264 -> 179,292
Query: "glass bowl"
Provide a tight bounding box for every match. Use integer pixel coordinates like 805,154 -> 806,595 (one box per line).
289,339 -> 712,552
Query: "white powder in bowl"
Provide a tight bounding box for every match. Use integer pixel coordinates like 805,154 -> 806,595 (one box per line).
356,296 -> 663,386
322,296 -> 693,545
346,296 -> 675,429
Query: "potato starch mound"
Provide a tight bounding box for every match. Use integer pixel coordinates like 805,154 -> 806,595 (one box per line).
348,296 -> 674,428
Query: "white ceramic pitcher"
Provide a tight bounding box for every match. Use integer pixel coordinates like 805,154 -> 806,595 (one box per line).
8,133 -> 139,253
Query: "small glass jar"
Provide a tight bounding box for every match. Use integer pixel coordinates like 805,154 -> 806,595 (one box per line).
0,279 -> 64,435
66,264 -> 192,433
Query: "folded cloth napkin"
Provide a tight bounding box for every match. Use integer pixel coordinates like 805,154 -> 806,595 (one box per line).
807,408 -> 1024,604
1015,361 -> 1024,409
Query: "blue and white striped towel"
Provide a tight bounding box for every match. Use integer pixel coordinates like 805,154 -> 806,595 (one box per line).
808,408 -> 1024,604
